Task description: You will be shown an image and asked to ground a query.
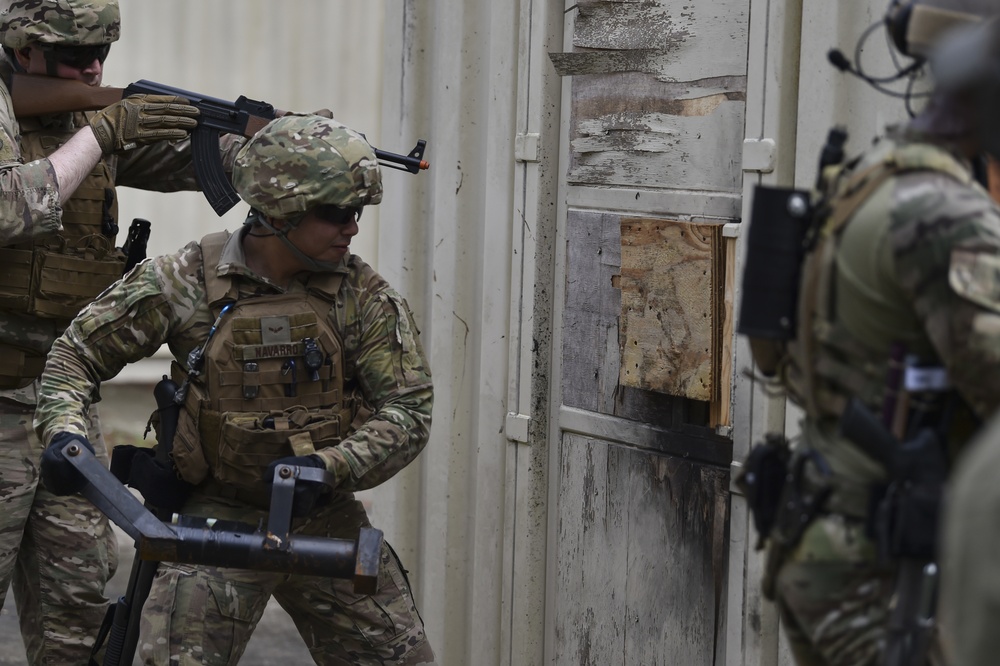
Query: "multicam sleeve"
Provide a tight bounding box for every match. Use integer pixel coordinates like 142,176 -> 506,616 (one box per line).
0,86 -> 63,245
115,132 -> 247,192
33,258 -> 179,444
890,176 -> 1000,419
316,286 -> 433,491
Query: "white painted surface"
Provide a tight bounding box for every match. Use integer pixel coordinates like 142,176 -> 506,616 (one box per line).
104,0 -> 386,265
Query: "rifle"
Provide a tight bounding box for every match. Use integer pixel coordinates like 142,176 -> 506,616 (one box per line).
839,397 -> 945,666
10,73 -> 430,216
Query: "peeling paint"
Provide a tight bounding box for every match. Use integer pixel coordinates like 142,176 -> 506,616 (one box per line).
574,1 -> 692,51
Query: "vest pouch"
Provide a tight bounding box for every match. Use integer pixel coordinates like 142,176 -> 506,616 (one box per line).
215,406 -> 343,492
0,247 -> 34,313
172,381 -> 212,486
32,236 -> 125,320
0,343 -> 47,389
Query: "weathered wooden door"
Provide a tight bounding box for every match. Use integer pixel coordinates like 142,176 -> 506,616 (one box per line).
546,1 -> 748,663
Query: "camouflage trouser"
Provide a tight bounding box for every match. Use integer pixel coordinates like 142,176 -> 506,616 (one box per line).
0,400 -> 118,665
773,514 -> 942,666
138,493 -> 436,665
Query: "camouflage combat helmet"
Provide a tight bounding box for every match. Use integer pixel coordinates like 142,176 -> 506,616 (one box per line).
887,0 -> 999,59
931,16 -> 1000,156
0,0 -> 120,50
233,114 -> 383,221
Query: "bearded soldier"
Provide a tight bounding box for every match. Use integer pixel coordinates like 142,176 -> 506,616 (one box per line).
35,114 -> 438,665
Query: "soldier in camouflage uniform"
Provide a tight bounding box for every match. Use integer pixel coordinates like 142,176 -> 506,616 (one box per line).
0,1 -> 239,662
934,17 -> 1000,666
34,114 -> 437,665
738,1 -> 1000,664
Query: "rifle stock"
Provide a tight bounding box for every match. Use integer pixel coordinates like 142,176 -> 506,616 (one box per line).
10,72 -> 123,116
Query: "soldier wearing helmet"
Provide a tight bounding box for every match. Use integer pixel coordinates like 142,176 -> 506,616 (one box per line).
930,16 -> 1000,666
34,114 -> 438,664
737,1 -> 1000,664
0,1 -> 234,663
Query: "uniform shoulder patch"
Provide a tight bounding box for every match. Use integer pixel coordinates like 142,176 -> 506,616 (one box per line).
950,248 -> 1000,313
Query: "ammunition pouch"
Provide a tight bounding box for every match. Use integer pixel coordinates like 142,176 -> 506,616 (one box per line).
868,427 -> 946,562
0,236 -> 125,321
197,405 -> 344,507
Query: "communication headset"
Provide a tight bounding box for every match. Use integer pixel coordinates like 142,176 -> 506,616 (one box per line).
826,0 -> 981,110
886,0 -> 918,56
884,0 -> 982,58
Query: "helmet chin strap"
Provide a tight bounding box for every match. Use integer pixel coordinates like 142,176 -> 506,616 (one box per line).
246,209 -> 340,273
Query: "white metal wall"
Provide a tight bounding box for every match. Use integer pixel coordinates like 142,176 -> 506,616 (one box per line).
105,0 -> 386,264
103,0 -> 385,383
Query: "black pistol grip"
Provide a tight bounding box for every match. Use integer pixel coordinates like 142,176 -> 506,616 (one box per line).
152,376 -> 181,466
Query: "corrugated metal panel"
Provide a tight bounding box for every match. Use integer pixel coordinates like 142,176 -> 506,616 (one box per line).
373,1 -> 564,664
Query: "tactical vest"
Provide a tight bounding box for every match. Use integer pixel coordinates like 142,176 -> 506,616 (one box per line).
0,112 -> 124,388
779,142 -> 972,422
171,232 -> 362,506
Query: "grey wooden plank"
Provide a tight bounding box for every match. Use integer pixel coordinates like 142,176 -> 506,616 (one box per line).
554,434 -> 730,665
554,434 -> 627,664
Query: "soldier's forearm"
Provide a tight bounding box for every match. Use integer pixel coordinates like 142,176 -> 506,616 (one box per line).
47,126 -> 103,200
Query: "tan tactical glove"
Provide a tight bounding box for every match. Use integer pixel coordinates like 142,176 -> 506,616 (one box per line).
89,94 -> 200,154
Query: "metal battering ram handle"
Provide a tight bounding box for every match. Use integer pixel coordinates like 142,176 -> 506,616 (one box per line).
57,442 -> 383,593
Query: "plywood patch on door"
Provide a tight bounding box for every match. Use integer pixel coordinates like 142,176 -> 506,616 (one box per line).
618,218 -> 724,402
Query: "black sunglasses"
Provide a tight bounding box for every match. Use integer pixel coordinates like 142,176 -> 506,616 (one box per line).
313,204 -> 363,225
41,43 -> 111,69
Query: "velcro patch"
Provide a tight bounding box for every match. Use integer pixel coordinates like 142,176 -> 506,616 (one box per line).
949,249 -> 1000,313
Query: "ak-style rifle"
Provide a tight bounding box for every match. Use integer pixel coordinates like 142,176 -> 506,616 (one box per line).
11,73 -> 429,215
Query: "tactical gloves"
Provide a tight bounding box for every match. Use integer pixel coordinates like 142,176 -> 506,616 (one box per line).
89,94 -> 200,154
265,454 -> 329,518
40,432 -> 93,496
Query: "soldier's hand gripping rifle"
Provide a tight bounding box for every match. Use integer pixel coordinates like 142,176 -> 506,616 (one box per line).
10,73 -> 430,215
60,376 -> 383,666
839,397 -> 946,666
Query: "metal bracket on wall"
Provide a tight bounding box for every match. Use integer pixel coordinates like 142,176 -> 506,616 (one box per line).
514,133 -> 541,163
742,137 -> 776,173
505,412 -> 531,443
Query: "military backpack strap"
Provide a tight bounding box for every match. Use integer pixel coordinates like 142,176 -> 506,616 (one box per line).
200,231 -> 239,306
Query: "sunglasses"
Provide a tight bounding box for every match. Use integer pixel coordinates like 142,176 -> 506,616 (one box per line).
41,43 -> 111,69
313,204 -> 363,225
